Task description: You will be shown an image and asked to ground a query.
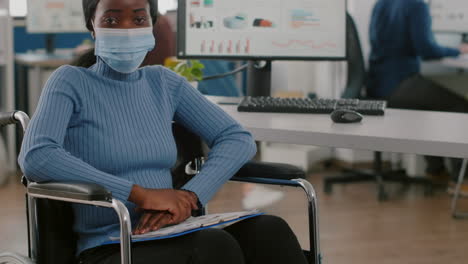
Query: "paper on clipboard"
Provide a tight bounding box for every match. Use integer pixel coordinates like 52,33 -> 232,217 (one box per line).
107,210 -> 262,243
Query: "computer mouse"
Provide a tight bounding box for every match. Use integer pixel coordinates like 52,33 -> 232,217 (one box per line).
330,109 -> 363,123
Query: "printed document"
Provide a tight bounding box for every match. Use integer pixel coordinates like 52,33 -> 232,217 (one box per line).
107,210 -> 262,244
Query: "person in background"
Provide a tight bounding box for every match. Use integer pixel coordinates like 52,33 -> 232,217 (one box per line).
368,0 -> 468,192
142,12 -> 175,66
197,60 -> 241,97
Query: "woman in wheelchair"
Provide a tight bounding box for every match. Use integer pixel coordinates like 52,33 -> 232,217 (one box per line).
18,0 -> 308,263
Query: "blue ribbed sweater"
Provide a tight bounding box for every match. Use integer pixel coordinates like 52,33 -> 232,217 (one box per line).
18,58 -> 257,254
368,0 -> 460,98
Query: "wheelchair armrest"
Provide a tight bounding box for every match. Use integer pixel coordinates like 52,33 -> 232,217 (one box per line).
27,182 -> 113,202
235,161 -> 305,180
0,111 -> 17,127
27,182 -> 133,264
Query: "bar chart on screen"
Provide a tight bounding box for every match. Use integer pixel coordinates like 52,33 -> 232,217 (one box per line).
180,0 -> 346,59
430,0 -> 468,33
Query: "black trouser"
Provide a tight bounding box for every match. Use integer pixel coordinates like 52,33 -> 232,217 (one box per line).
387,74 -> 468,179
77,215 -> 308,264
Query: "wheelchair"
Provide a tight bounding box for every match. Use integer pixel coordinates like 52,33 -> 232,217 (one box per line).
0,110 -> 321,264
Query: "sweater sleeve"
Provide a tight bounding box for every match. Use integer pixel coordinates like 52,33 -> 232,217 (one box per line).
164,69 -> 257,205
409,2 -> 460,59
18,66 -> 134,202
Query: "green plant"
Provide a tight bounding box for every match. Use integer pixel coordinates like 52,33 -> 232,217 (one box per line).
168,60 -> 205,82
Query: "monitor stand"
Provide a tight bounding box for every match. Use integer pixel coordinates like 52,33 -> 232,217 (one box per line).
246,61 -> 272,97
45,34 -> 56,55
462,33 -> 468,44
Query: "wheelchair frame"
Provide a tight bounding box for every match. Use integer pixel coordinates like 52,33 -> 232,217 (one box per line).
0,111 -> 321,264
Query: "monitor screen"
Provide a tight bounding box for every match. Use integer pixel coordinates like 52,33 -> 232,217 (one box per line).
177,0 -> 347,60
26,0 -> 87,33
429,0 -> 468,33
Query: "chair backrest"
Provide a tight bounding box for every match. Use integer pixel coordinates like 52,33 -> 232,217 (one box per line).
171,123 -> 205,189
32,123 -> 204,264
342,13 -> 367,99
35,199 -> 77,264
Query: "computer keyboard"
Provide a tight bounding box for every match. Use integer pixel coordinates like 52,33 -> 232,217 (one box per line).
459,54 -> 468,61
238,96 -> 387,116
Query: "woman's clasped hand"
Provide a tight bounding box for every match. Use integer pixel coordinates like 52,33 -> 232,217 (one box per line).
129,186 -> 199,234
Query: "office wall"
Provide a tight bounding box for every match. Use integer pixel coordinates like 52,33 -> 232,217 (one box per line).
13,24 -> 91,53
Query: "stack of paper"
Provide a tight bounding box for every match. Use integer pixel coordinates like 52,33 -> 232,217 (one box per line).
106,210 -> 263,244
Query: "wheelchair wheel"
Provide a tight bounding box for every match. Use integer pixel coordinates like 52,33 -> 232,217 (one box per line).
0,252 -> 34,264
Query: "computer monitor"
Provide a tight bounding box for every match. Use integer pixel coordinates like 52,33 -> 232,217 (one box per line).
26,0 -> 87,53
177,0 -> 347,96
26,0 -> 86,33
177,0 -> 347,61
429,0 -> 468,36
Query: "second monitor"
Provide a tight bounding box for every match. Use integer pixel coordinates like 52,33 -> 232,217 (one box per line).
429,0 -> 468,36
177,0 -> 347,61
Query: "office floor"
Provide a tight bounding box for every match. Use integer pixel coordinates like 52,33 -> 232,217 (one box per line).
1,170 -> 468,264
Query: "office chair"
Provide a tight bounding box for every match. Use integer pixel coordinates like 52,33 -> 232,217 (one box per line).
451,159 -> 468,219
0,111 -> 321,264
323,13 -> 432,201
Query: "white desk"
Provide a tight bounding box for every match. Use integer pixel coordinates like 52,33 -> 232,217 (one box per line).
212,98 -> 468,159
440,56 -> 468,70
212,97 -> 468,218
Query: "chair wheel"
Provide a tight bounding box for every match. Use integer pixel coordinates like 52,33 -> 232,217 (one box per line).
378,188 -> 388,201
